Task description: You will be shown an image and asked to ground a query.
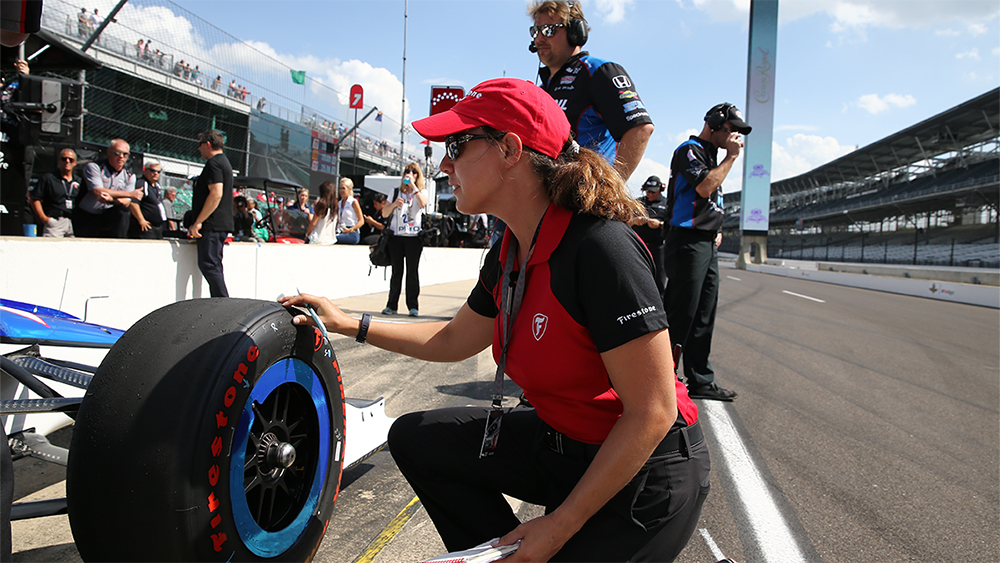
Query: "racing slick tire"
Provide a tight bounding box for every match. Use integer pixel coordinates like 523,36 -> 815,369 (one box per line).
66,298 -> 346,562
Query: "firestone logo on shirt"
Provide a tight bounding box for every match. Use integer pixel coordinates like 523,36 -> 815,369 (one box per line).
616,306 -> 656,325
532,313 -> 548,341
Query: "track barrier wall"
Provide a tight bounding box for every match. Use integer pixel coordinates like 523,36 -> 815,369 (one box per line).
1,237 -> 487,331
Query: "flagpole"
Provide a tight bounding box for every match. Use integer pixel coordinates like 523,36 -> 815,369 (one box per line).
400,0 -> 407,173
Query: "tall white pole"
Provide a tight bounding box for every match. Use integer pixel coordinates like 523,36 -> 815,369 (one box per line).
400,0 -> 408,173
738,0 -> 779,268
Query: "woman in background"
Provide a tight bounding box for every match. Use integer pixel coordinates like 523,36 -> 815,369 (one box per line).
306,181 -> 338,245
382,163 -> 426,317
289,187 -> 314,223
336,177 -> 364,244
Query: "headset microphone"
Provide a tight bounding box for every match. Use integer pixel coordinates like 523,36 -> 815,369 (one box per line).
528,42 -> 537,53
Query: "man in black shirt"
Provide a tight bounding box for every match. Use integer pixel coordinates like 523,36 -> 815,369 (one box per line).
190,130 -> 234,297
30,148 -> 79,237
128,159 -> 166,239
631,175 -> 669,297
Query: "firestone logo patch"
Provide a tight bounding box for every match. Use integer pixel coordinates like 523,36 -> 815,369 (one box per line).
617,306 -> 656,325
532,313 -> 548,341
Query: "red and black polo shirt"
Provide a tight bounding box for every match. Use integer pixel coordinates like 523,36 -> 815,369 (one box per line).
468,204 -> 699,444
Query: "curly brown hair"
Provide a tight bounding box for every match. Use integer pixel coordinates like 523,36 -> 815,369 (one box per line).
482,127 -> 643,223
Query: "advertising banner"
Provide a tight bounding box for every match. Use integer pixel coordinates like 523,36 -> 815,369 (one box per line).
740,0 -> 779,235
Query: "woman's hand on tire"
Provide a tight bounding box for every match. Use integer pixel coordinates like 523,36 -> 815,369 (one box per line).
279,293 -> 355,335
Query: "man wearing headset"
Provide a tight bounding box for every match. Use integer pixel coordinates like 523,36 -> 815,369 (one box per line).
528,0 -> 653,182
663,103 -> 751,402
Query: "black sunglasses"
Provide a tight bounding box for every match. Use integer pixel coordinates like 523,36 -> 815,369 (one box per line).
445,133 -> 491,161
530,23 -> 565,38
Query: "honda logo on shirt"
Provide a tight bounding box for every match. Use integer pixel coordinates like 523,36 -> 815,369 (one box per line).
611,75 -> 632,89
532,313 -> 548,341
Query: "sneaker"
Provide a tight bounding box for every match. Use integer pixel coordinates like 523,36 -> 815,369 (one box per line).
687,382 -> 738,402
408,308 -> 419,317
382,307 -> 396,315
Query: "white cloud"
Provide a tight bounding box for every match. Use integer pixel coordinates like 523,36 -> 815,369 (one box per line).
994,46 -> 1000,57
675,0 -> 750,22
855,93 -> 916,115
669,128 -> 702,146
967,23 -> 989,36
935,28 -> 962,36
956,48 -> 981,60
592,0 -> 635,24
771,133 -> 855,181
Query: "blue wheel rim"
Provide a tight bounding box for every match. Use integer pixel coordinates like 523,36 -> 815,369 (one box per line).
229,358 -> 331,557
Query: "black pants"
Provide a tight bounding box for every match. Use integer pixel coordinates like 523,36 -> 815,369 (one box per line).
386,235 -> 422,311
128,219 -> 163,239
196,230 -> 229,297
72,207 -> 129,239
388,407 -> 710,562
663,228 -> 719,387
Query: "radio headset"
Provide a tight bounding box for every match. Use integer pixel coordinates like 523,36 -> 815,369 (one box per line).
705,103 -> 735,131
528,1 -> 589,53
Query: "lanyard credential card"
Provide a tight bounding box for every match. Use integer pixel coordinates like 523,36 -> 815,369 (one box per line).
480,216 -> 544,458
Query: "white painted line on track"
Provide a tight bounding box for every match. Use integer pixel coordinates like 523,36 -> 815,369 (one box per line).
727,275 -> 742,281
699,528 -> 726,561
782,290 -> 825,303
701,401 -> 809,563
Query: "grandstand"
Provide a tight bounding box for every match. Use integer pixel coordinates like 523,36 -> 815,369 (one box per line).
722,88 -> 999,269
21,0 -> 428,189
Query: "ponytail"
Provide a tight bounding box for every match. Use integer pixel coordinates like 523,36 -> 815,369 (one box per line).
529,136 -> 644,222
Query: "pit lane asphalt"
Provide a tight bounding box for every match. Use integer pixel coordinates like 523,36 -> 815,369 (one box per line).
10,269 -> 999,562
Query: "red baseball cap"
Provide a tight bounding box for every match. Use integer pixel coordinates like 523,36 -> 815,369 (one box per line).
412,78 -> 570,160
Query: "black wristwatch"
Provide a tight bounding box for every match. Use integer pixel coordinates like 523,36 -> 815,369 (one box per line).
356,313 -> 372,344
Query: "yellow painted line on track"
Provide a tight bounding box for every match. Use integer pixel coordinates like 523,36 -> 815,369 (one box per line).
353,495 -> 422,563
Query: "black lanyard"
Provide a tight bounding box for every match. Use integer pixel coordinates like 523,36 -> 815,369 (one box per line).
480,214 -> 545,458
491,213 -> 545,410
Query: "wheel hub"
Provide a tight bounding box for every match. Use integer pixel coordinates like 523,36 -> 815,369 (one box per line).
256,432 -> 296,473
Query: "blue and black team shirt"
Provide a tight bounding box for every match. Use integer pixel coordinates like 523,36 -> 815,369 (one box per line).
538,52 -> 653,164
666,136 -> 724,233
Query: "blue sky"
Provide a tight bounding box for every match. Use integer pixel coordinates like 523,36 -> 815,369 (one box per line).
155,0 -> 998,193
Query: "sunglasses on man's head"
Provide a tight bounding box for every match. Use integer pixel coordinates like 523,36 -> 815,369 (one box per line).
111,150 -> 129,157
445,133 -> 491,161
60,157 -> 76,162
529,23 -> 565,38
